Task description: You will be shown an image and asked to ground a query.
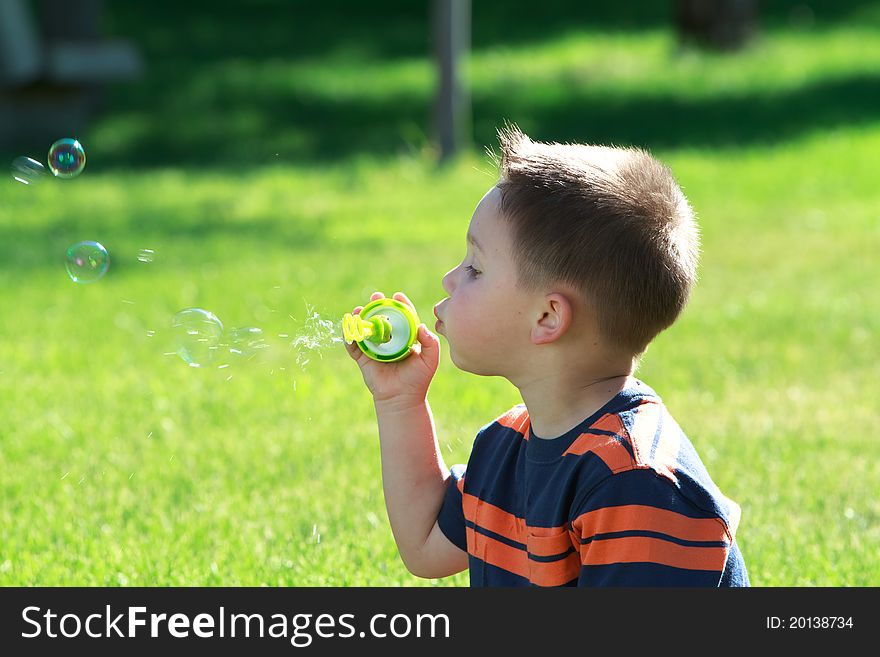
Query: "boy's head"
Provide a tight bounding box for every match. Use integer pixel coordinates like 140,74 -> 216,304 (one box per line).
434,124 -> 699,381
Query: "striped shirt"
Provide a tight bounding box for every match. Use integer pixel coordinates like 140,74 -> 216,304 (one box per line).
437,380 -> 749,586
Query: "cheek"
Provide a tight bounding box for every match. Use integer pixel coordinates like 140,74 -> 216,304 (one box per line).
449,286 -> 501,334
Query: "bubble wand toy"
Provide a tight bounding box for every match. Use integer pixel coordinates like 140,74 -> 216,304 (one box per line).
342,298 -> 420,362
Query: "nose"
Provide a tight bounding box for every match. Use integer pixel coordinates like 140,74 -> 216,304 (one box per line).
441,266 -> 457,295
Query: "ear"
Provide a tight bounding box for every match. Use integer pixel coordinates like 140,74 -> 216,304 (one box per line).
530,293 -> 573,345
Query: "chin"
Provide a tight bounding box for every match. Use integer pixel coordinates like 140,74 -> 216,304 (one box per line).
448,349 -> 496,377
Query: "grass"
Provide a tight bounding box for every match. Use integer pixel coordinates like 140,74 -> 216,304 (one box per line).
0,3 -> 878,585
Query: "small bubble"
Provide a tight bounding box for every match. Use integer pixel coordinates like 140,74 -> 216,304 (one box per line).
171,308 -> 224,367
65,241 -> 109,283
48,138 -> 86,178
226,326 -> 268,357
137,248 -> 155,263
11,156 -> 47,185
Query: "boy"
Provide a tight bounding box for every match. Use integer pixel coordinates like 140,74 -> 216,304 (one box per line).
345,125 -> 748,586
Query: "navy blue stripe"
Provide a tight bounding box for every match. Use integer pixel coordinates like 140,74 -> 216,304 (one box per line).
466,521 -> 577,561
527,546 -> 577,563
468,557 -> 531,586
492,422 -> 528,442
580,529 -> 729,548
574,469 -> 726,519
464,520 -> 526,552
648,408 -> 665,461
579,562 -> 723,586
611,432 -> 636,461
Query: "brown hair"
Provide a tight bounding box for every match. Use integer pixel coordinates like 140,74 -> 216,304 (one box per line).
494,123 -> 699,355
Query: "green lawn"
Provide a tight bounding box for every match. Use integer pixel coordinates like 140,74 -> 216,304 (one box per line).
1,4 -> 878,585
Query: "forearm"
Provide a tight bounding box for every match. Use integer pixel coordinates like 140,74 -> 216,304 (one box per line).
374,397 -> 449,571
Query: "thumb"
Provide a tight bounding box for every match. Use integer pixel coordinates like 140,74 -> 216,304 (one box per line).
415,324 -> 440,367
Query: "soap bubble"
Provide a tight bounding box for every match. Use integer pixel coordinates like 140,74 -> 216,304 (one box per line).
227,326 -> 269,357
172,308 -> 224,367
65,241 -> 109,283
11,156 -> 47,185
48,138 -> 86,178
137,248 -> 155,263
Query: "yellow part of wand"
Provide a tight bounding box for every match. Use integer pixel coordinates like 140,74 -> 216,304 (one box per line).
342,313 -> 393,345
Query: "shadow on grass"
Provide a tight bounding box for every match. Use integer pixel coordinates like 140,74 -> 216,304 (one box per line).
5,0 -> 880,168
0,205 -> 331,276
98,1 -> 879,61
79,69 -> 880,170
477,71 -> 880,151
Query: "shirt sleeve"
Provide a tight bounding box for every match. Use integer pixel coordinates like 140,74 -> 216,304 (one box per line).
436,464 -> 468,552
570,469 -> 736,586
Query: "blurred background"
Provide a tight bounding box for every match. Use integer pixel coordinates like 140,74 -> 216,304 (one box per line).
0,1 -> 877,585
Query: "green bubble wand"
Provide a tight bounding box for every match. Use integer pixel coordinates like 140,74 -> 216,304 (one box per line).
342,298 -> 420,362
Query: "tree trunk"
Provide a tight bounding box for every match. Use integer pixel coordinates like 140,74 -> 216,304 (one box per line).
432,0 -> 471,163
675,0 -> 758,51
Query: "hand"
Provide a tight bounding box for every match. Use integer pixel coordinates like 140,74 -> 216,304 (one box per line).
344,291 -> 441,406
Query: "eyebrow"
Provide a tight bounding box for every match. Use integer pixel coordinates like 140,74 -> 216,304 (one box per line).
466,232 -> 483,253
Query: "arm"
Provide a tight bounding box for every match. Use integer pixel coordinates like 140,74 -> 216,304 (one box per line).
374,397 -> 468,578
345,291 -> 467,579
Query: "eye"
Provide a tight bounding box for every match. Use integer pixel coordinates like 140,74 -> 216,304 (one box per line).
465,264 -> 481,278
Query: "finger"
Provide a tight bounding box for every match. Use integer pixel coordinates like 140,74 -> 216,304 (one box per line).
392,291 -> 415,310
370,291 -> 385,301
345,339 -> 365,362
415,324 -> 440,369
353,306 -> 363,315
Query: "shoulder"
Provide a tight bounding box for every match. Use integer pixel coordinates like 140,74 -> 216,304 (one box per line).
568,398 -> 741,543
473,403 -> 530,446
564,396 -> 678,481
491,404 -> 531,436
570,469 -> 740,583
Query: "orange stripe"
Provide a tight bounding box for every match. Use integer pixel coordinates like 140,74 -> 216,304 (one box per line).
564,433 -> 634,472
467,527 -> 529,578
462,494 -> 526,545
592,413 -> 625,435
462,494 -> 525,543
526,530 -> 575,557
628,401 -> 662,465
495,407 -> 531,439
572,504 -> 729,544
580,535 -> 728,572
462,494 -> 573,549
467,528 -> 581,586
651,410 -> 681,483
530,552 -> 581,587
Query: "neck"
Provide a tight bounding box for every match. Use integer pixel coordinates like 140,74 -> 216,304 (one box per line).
517,366 -> 635,439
